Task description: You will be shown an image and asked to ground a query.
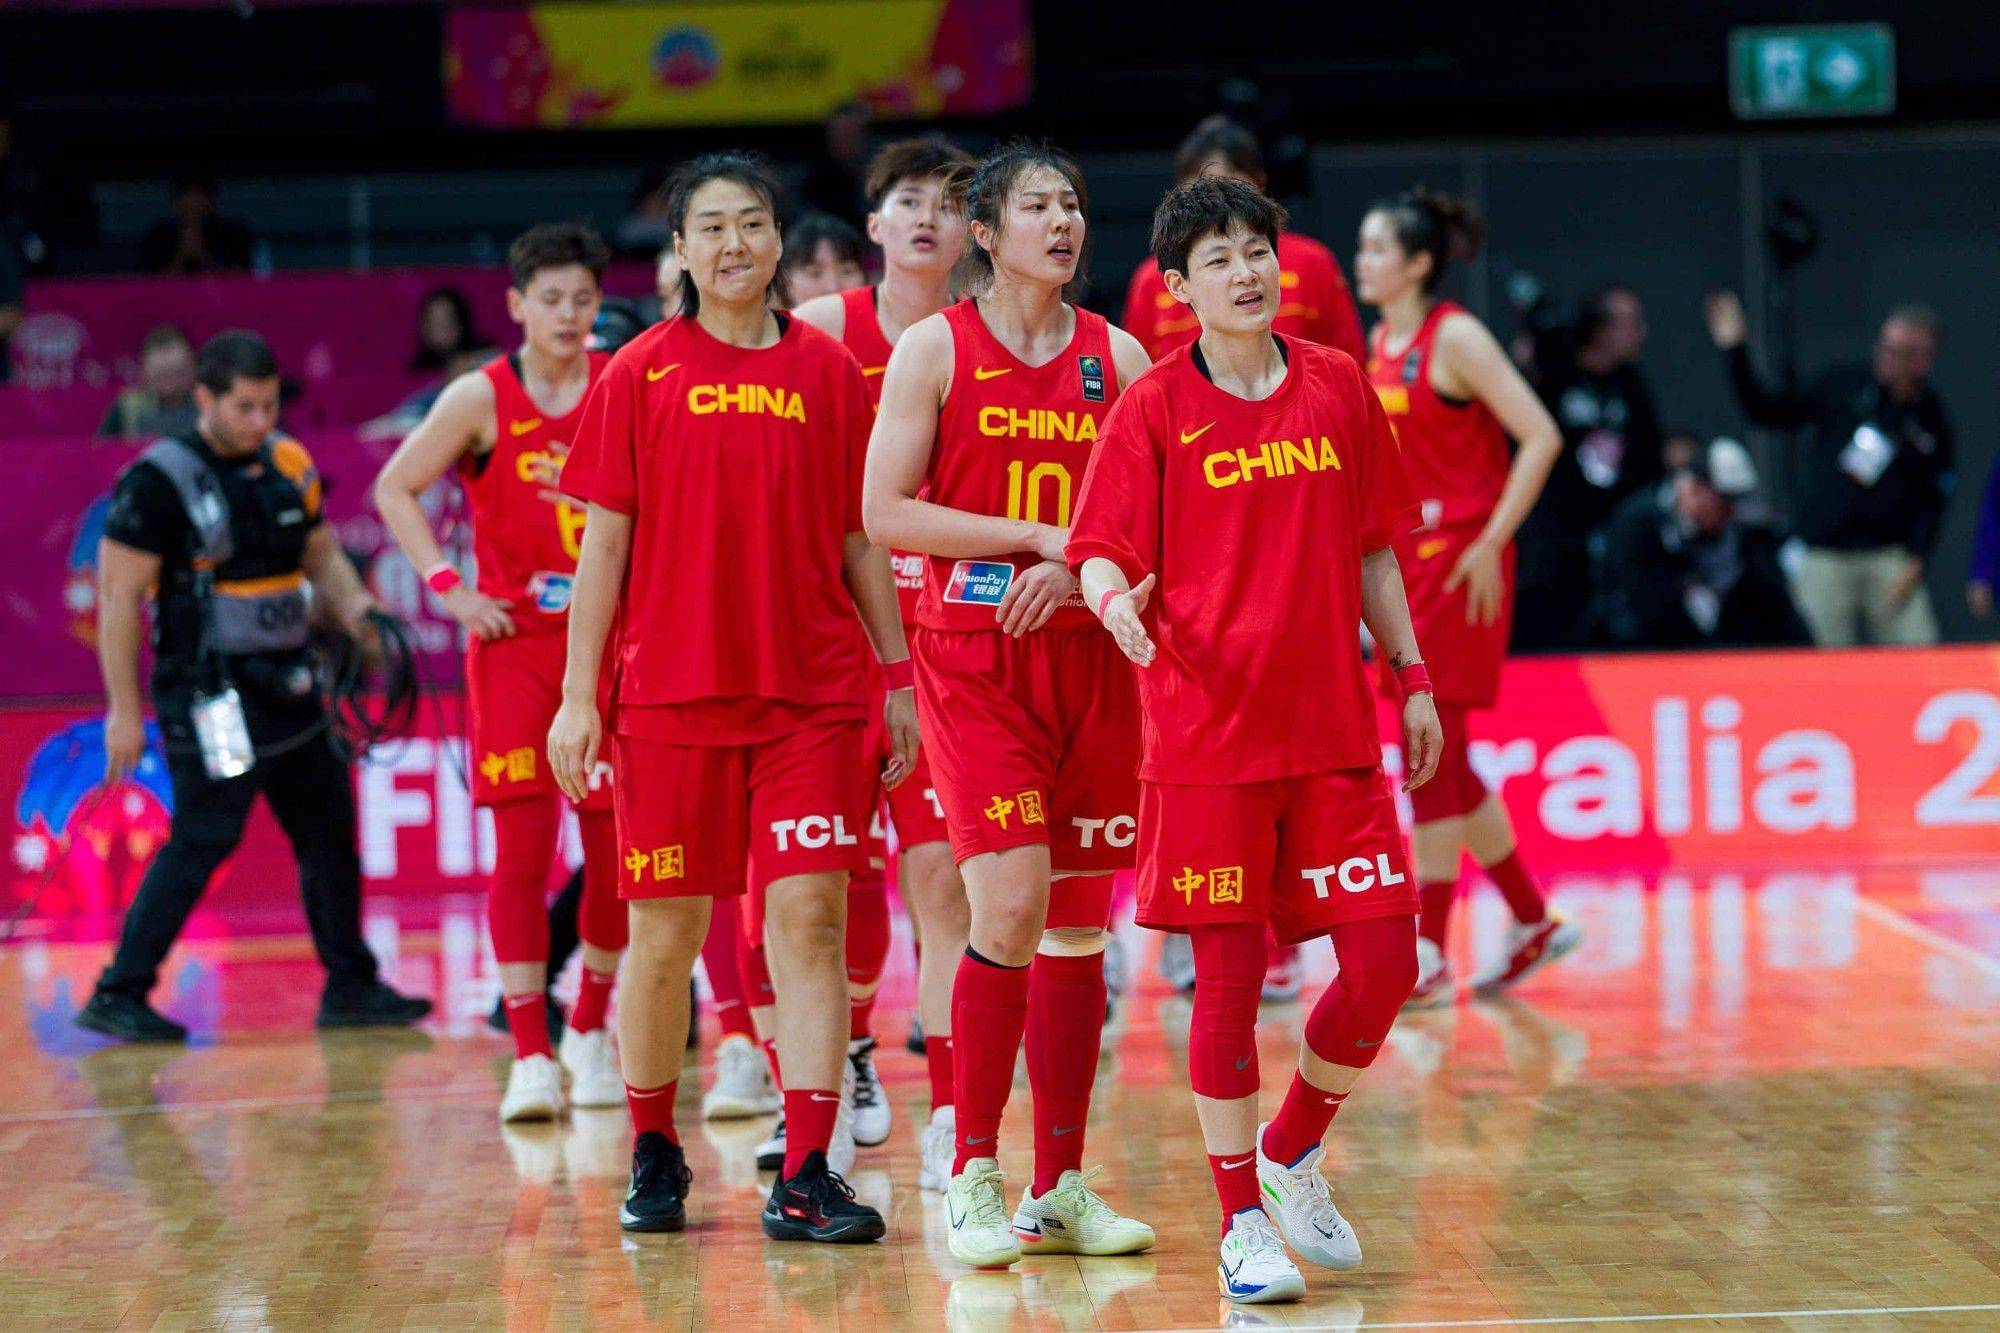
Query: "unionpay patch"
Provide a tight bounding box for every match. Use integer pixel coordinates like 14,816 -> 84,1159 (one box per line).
943,560 -> 1014,606
528,571 -> 574,613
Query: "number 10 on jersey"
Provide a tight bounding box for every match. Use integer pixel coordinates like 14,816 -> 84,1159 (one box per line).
1005,460 -> 1074,527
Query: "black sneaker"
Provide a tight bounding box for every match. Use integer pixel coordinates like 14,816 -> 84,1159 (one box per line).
76,991 -> 187,1043
905,1014 -> 926,1056
620,1131 -> 693,1233
485,991 -> 565,1044
317,981 -> 433,1029
761,1150 -> 885,1243
755,1115 -> 787,1172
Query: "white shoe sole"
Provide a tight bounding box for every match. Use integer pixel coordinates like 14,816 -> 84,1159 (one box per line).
1219,1267 -> 1307,1303
702,1093 -> 778,1120
948,1232 -> 1022,1268
500,1095 -> 563,1123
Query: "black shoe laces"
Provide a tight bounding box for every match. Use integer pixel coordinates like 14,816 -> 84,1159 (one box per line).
850,1042 -> 881,1108
634,1140 -> 691,1195
804,1164 -> 859,1210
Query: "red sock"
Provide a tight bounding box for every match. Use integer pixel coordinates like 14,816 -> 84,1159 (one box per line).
1483,850 -> 1547,924
626,1080 -> 679,1144
952,948 -> 1031,1174
576,810 -> 629,952
1418,877 -> 1458,949
1027,949 -> 1106,1193
700,908 -> 755,1041
503,992 -> 553,1060
1262,1079 -> 1348,1167
846,873 -> 891,1041
783,1087 -> 840,1177
1208,1151 -> 1262,1235
569,968 -> 615,1034
925,1034 -> 955,1111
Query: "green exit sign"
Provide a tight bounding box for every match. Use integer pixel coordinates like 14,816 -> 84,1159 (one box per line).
1730,23 -> 1896,120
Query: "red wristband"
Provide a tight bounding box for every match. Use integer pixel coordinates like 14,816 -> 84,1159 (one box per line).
881,658 -> 914,692
1394,660 -> 1433,699
424,563 -> 463,596
1096,587 -> 1122,622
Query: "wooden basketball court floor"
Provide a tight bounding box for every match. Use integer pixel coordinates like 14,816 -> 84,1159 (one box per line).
3,865 -> 1998,1331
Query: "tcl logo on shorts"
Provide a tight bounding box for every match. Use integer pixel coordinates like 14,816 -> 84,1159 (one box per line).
769,816 -> 859,852
1301,855 -> 1406,898
1071,815 -> 1136,849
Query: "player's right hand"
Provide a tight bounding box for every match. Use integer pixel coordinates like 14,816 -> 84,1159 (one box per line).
102,707 -> 145,787
1101,573 -> 1157,667
1401,692 -> 1443,792
546,697 -> 602,804
997,559 -> 1076,637
442,586 -> 516,640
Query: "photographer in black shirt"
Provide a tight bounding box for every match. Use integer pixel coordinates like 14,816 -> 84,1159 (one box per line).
76,331 -> 431,1042
1705,292 -> 1954,646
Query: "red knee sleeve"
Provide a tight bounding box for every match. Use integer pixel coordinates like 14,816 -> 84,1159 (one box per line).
1409,704 -> 1486,824
488,798 -> 558,965
1306,914 -> 1419,1068
576,810 -> 628,952
845,870 -> 891,988
1187,924 -> 1267,1099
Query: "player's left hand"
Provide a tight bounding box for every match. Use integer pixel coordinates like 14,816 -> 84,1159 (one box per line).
881,686 -> 920,790
1445,539 -> 1504,626
344,603 -> 388,669
1401,691 -> 1443,792
997,559 -> 1076,637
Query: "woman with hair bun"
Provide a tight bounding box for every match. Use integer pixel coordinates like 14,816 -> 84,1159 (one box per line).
1354,189 -> 1575,1007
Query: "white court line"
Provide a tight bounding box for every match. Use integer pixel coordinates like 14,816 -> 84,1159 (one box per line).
0,1081 -> 494,1124
1331,1302 -> 2000,1329
1853,895 -> 2000,979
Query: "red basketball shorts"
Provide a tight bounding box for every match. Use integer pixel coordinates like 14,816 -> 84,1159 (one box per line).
861,702 -> 950,864
1137,766 -> 1418,945
911,623 -> 1139,874
466,628 -> 612,811
1381,521 -> 1515,710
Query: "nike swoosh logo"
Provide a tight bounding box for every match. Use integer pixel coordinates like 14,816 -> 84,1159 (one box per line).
1052,1125 -> 1079,1136
862,365 -> 887,377
1417,537 -> 1451,560
966,1134 -> 994,1145
508,418 -> 543,437
809,1092 -> 840,1103
1234,1055 -> 1252,1070
948,1202 -> 966,1228
1180,422 -> 1216,444
1356,1038 -> 1382,1048
646,363 -> 682,382
972,366 -> 1011,381
1219,1156 -> 1253,1170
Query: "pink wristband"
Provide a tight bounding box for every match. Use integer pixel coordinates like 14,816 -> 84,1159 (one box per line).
425,563 -> 463,596
1394,660 -> 1433,698
881,658 -> 914,692
1096,587 -> 1122,622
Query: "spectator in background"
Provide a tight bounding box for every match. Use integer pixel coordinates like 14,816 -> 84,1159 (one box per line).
1969,459 -> 2000,621
139,174 -> 255,275
410,287 -> 484,373
1593,436 -> 1809,650
779,212 -> 865,304
358,343 -> 495,441
1706,292 -> 1954,646
1513,284 -> 1664,651
1122,116 -> 1364,363
616,167 -> 675,257
96,325 -> 199,439
799,99 -> 873,226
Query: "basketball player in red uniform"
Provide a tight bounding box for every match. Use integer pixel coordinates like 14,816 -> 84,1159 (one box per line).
865,141 -> 1155,1267
549,153 -> 914,1242
795,133 -> 973,1174
1355,190 -> 1577,1005
374,223 -> 625,1122
1122,117 -> 1364,366
1121,118 -> 1365,1003
1073,176 -> 1440,1304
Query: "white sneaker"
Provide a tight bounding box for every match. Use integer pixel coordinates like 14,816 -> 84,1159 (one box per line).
920,1104 -> 956,1192
499,1053 -> 565,1123
1470,912 -> 1583,995
1011,1166 -> 1155,1256
558,1025 -> 623,1108
1159,932 -> 1196,992
1255,1122 -> 1362,1270
755,1117 -> 787,1172
847,1037 -> 891,1147
1218,1209 -> 1306,1304
704,1033 -> 780,1120
829,1060 -> 858,1175
946,1157 -> 1022,1268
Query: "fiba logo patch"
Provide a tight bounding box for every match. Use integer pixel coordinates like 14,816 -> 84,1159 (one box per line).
653,27 -> 720,89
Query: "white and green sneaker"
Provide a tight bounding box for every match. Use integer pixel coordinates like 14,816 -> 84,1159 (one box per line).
1011,1166 -> 1155,1255
946,1157 -> 1022,1268
1218,1208 -> 1306,1304
1255,1122 -> 1363,1270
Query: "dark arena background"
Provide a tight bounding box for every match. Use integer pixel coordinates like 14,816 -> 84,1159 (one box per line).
1,2 -> 1997,1328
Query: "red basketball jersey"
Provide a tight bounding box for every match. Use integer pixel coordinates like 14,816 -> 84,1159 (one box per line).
1365,301 -> 1508,530
464,351 -> 608,629
836,285 -> 926,621
917,298 -> 1118,633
